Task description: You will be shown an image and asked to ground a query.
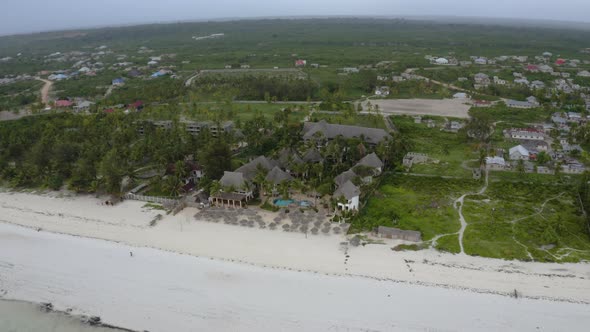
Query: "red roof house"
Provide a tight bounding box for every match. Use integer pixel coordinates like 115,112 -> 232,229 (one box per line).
103,108 -> 114,113
55,100 -> 74,107
295,59 -> 307,67
526,64 -> 539,72
130,100 -> 144,109
555,58 -> 566,65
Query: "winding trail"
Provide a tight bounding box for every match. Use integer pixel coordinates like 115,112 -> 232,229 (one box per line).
36,77 -> 52,105
455,169 -> 489,254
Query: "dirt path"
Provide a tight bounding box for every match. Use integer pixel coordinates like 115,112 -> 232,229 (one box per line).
36,78 -> 52,105
455,169 -> 489,254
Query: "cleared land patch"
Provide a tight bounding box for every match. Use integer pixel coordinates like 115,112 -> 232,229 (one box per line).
368,98 -> 472,118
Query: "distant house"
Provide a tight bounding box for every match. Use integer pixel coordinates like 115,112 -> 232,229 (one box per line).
295,59 -> 307,67
474,73 -> 490,89
147,60 -> 158,66
526,64 -> 539,72
334,180 -> 361,211
509,145 -> 530,161
444,121 -> 464,132
112,78 -> 125,86
505,128 -> 545,141
474,57 -> 487,65
375,86 -> 390,96
577,70 -> 590,77
402,152 -> 428,169
341,67 -> 360,74
376,226 -> 422,242
485,156 -> 506,170
505,97 -> 538,109
538,64 -> 553,73
74,100 -> 94,111
530,80 -> 545,89
127,69 -> 143,77
240,64 -> 251,69
453,92 -> 469,99
473,100 -> 492,107
55,100 -> 73,108
435,58 -> 449,65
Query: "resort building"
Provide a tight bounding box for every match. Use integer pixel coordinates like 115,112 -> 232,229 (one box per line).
334,180 -> 361,211
302,120 -> 391,146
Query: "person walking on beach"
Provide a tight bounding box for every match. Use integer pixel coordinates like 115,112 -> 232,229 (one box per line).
130,251 -> 133,257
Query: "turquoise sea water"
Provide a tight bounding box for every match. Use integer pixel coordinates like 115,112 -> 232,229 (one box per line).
0,299 -> 128,332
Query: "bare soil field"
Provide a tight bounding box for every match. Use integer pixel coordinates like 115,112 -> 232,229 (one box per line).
367,98 -> 472,118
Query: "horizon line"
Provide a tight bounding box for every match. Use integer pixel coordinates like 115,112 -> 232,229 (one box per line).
3,14 -> 590,38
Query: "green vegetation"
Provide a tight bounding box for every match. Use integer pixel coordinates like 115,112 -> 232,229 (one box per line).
462,181 -> 590,262
391,115 -> 476,178
351,174 -> 479,239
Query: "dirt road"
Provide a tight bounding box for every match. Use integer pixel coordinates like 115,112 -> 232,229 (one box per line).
36,78 -> 52,105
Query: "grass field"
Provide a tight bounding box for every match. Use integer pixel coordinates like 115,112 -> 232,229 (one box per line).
462,181 -> 590,262
352,174 -> 480,241
391,115 -> 477,178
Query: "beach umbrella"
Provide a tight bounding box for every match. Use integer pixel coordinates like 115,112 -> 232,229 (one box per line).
333,227 -> 341,234
322,227 -> 330,234
282,224 -> 290,231
311,227 -> 319,234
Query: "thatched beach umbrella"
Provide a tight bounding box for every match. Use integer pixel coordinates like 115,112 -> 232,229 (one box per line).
311,227 -> 319,235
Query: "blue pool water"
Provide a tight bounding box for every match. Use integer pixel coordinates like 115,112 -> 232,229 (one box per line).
273,199 -> 295,207
273,199 -> 314,207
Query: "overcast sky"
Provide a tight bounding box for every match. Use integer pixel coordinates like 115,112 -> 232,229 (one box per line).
2,0 -> 590,35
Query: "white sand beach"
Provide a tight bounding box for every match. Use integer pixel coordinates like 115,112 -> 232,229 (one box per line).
1,191 -> 590,331
2,222 -> 590,332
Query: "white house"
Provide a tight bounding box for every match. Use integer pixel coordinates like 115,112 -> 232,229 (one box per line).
485,156 -> 506,170
509,145 -> 530,161
375,86 -> 390,96
334,180 -> 361,212
577,70 -> 590,77
435,58 -> 449,65
453,92 -> 469,99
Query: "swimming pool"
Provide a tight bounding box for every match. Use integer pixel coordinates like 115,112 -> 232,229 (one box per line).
273,199 -> 295,207
273,199 -> 314,207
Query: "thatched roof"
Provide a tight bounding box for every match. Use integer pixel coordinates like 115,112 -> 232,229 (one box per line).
302,120 -> 390,145
303,148 -> 324,163
334,180 -> 360,200
220,171 -> 248,188
356,152 -> 383,169
277,148 -> 304,169
334,169 -> 357,187
235,156 -> 277,180
265,166 -> 293,185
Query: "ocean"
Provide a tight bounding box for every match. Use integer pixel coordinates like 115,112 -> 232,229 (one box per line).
0,299 -> 128,332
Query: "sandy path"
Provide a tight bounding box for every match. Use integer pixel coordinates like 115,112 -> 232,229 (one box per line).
456,169 -> 489,254
36,78 -> 52,105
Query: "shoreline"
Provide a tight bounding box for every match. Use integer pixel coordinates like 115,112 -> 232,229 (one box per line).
1,190 -> 589,305
2,219 -> 587,305
2,222 -> 590,332
0,298 -> 135,332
